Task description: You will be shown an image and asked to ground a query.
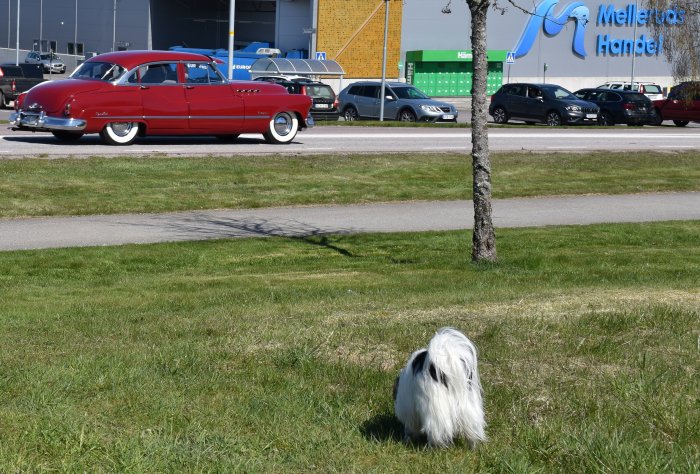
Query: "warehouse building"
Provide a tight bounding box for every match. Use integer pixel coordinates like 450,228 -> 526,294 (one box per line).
0,0 -> 679,94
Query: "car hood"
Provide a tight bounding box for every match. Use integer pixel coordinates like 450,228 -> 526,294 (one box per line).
20,79 -> 106,114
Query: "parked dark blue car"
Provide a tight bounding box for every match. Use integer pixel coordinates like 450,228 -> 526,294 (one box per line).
574,88 -> 655,126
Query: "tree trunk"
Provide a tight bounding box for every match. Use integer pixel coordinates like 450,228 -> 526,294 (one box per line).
468,0 -> 497,263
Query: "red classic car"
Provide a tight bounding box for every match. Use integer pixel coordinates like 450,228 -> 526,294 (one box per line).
10,50 -> 313,145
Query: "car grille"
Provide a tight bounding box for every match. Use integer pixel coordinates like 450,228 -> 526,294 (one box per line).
439,107 -> 452,113
582,107 -> 598,114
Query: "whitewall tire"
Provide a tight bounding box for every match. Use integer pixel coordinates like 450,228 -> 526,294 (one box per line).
263,112 -> 298,144
100,122 -> 140,146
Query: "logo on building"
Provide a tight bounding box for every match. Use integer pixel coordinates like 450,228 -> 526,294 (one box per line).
512,0 -> 590,59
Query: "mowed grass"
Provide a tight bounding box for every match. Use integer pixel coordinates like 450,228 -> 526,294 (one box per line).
0,151 -> 699,217
1,222 -> 699,471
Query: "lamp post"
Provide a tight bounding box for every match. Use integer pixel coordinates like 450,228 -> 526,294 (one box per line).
630,0 -> 638,86
74,0 -> 78,56
15,0 -> 20,65
227,0 -> 235,80
379,0 -> 389,122
39,0 -> 42,51
112,0 -> 116,51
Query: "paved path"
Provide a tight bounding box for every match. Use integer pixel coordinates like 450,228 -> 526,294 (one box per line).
1,192 -> 699,251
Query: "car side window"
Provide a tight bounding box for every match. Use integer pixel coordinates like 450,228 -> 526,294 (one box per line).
361,85 -> 379,98
505,85 -> 523,96
185,62 -> 225,84
527,87 -> 541,99
139,63 -> 178,84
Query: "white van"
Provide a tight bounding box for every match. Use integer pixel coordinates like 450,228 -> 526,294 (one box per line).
597,81 -> 664,100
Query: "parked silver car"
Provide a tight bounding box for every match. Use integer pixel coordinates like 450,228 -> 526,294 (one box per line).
25,52 -> 66,74
338,81 -> 458,122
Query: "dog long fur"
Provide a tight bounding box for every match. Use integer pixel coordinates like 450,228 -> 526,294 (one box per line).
393,327 -> 486,447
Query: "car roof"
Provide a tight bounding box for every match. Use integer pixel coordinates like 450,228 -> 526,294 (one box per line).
350,81 -> 414,86
85,50 -> 213,70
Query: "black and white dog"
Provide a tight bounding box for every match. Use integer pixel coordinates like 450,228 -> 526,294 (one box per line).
393,327 -> 486,447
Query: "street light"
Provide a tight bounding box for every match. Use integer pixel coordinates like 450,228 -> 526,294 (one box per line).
40,0 -> 43,51
630,0 -> 638,87
8,0 -> 11,48
74,0 -> 78,56
227,0 -> 235,80
112,0 -> 116,51
15,0 -> 20,65
379,0 -> 389,122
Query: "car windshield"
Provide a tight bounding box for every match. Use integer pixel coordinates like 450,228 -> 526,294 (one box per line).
40,53 -> 59,60
545,86 -> 577,100
306,85 -> 334,98
392,86 -> 430,99
641,84 -> 662,94
71,61 -> 127,81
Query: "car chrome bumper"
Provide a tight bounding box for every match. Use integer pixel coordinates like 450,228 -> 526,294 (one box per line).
9,111 -> 87,132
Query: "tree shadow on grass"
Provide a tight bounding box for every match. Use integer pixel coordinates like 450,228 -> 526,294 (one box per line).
359,412 -> 404,443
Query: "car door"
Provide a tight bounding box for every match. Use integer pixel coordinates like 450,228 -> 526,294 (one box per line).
357,85 -> 380,118
183,62 -> 244,131
504,84 -> 529,120
524,85 -> 546,120
130,62 -> 188,132
380,85 -> 401,119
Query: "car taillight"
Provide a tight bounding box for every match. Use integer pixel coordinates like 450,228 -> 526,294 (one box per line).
0,68 -> 4,77
11,79 -> 16,93
623,103 -> 635,110
300,85 -> 307,95
15,93 -> 25,111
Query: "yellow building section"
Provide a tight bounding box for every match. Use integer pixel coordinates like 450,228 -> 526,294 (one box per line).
317,0 -> 403,79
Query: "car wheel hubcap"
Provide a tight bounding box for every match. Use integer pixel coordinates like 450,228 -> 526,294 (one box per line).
273,113 -> 293,136
111,122 -> 134,137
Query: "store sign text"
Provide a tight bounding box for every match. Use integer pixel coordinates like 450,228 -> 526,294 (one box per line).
595,4 -> 684,56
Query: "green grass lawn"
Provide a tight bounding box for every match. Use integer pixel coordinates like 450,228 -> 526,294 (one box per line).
1,223 -> 698,471
1,149 -> 698,471
1,151 -> 699,218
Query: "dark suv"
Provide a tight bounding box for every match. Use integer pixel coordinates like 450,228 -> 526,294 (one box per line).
573,88 -> 654,126
651,81 -> 700,127
253,75 -> 339,121
489,83 -> 599,126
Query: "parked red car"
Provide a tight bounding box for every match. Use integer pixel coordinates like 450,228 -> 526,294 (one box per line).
10,50 -> 313,145
651,81 -> 700,127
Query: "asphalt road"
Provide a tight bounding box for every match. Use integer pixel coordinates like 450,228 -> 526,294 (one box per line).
2,126 -> 700,156
2,192 -> 699,251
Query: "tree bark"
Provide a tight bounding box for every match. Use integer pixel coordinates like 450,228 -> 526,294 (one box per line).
468,0 -> 497,262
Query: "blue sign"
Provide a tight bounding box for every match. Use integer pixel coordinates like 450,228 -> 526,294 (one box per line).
506,52 -> 515,64
512,0 -> 684,59
315,51 -> 326,60
512,0 -> 589,59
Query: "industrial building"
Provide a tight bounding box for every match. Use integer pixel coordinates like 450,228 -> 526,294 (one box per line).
0,0 -> 679,94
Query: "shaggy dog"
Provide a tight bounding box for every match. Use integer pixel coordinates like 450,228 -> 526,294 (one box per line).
393,327 -> 486,447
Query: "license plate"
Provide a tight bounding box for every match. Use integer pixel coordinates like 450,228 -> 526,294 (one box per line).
586,113 -> 597,119
442,114 -> 455,120
315,103 -> 329,109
